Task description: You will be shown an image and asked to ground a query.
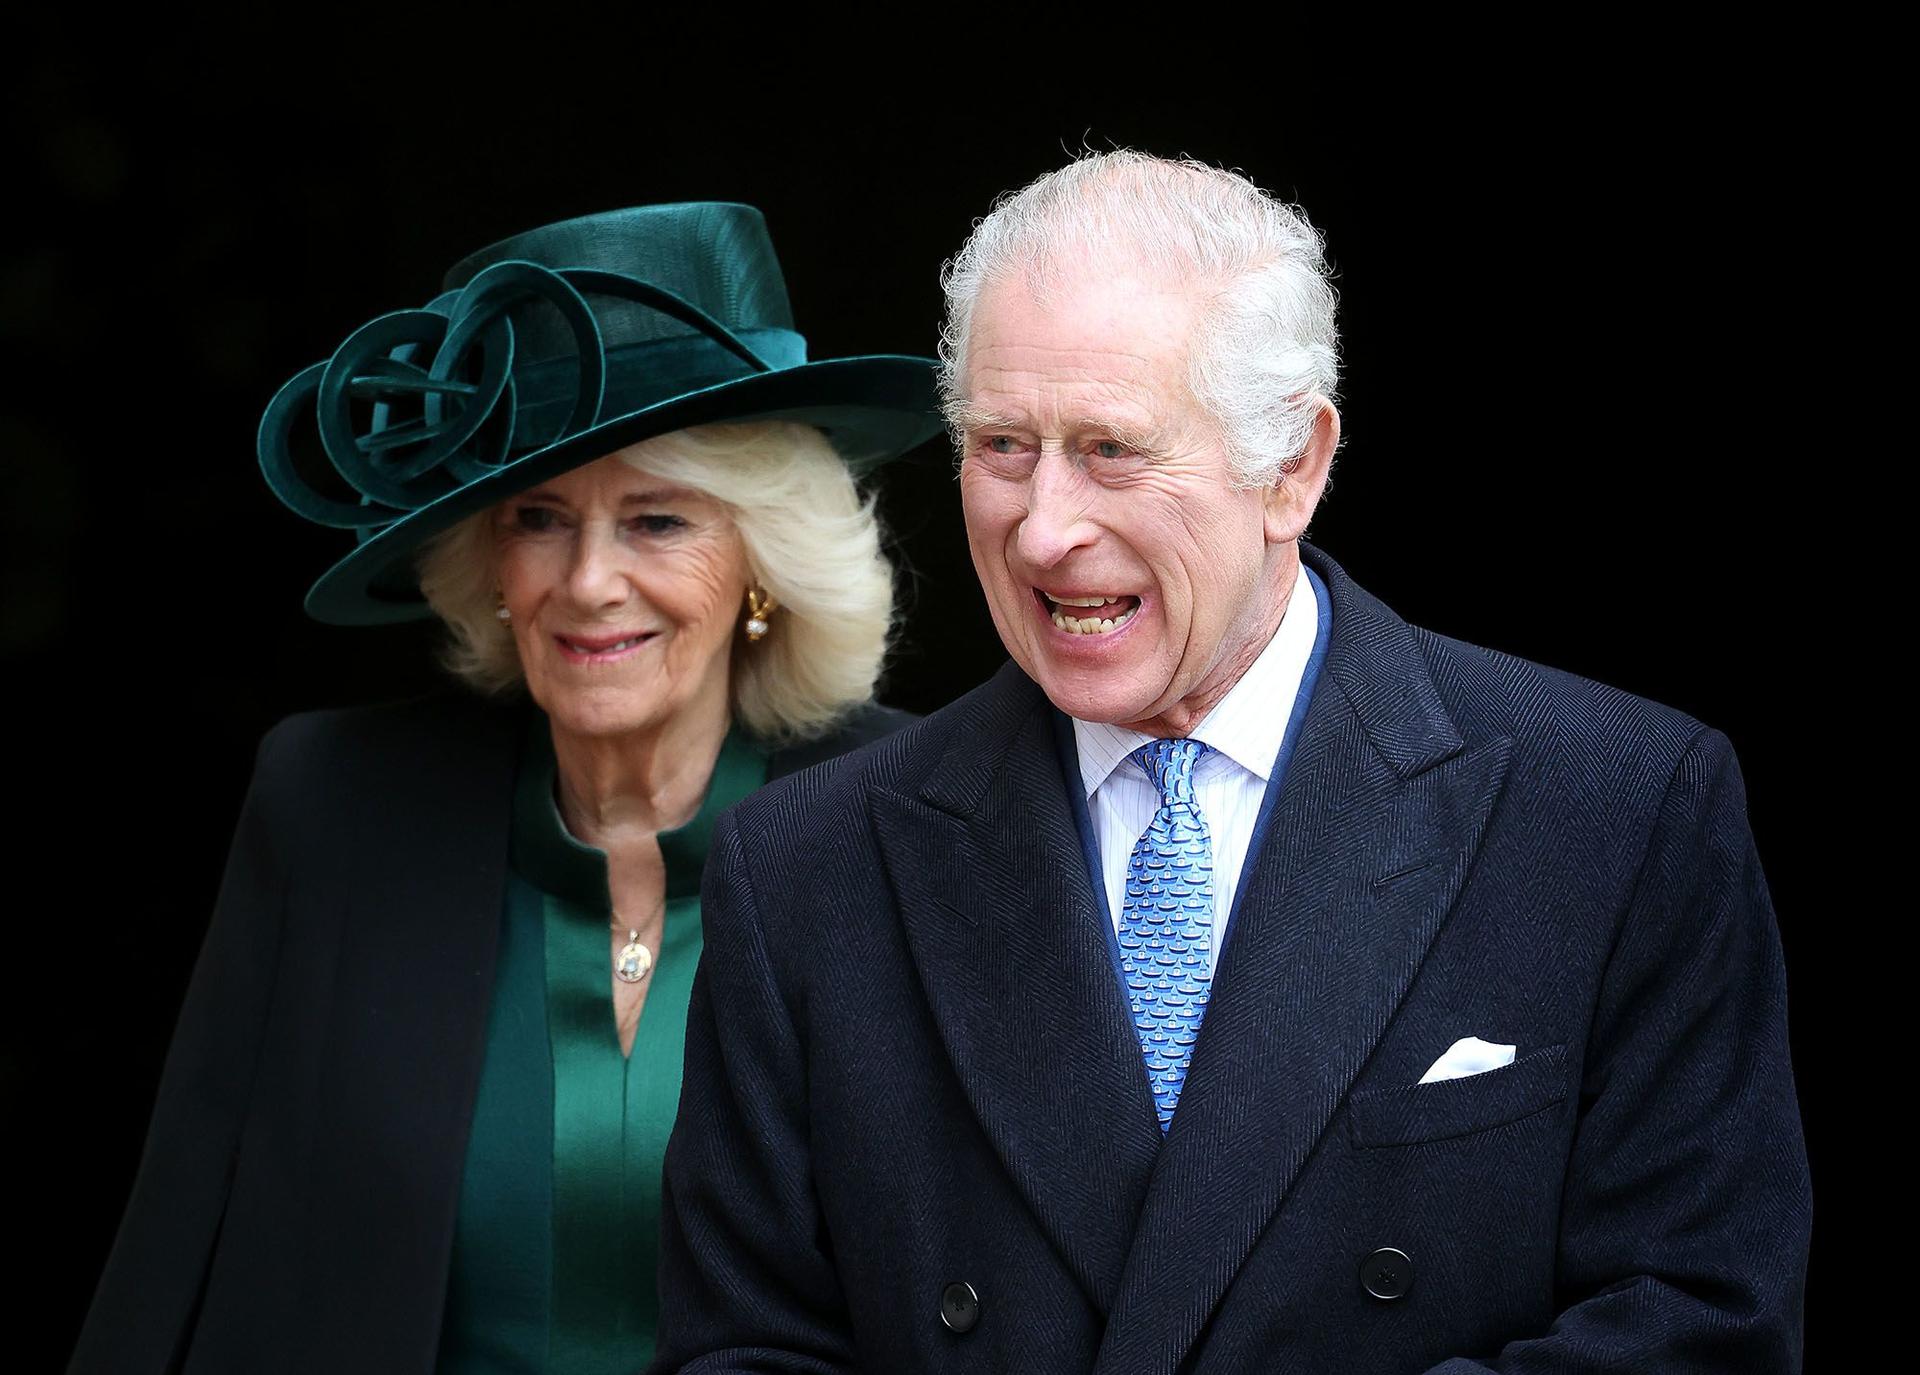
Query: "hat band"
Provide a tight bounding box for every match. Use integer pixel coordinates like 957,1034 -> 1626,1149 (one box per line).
509,327 -> 806,448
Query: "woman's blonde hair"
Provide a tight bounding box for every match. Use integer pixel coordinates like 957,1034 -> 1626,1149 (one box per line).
416,420 -> 895,744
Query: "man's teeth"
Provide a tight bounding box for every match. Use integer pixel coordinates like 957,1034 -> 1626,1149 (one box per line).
1048,599 -> 1139,635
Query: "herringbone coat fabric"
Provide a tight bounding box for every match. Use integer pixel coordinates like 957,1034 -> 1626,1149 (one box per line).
654,542 -> 1810,1374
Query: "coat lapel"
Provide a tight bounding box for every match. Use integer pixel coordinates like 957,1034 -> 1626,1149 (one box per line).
1095,548 -> 1513,1374
871,664 -> 1164,1313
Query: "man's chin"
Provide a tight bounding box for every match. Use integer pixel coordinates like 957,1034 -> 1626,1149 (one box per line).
1031,666 -> 1162,729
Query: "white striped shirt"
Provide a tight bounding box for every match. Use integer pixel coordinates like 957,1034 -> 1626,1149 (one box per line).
1071,564 -> 1319,973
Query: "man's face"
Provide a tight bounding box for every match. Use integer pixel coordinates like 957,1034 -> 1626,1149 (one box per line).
956,264 -> 1296,735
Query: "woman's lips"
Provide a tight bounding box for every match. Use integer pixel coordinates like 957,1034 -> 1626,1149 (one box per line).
553,631 -> 657,664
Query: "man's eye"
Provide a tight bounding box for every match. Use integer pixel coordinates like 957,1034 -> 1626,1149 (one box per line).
986,435 -> 1022,455
1092,441 -> 1127,461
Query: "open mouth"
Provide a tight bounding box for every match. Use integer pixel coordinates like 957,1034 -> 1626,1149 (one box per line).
1035,590 -> 1142,636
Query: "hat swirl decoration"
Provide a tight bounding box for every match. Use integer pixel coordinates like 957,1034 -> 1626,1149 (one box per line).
257,203 -> 943,625
258,262 -> 770,528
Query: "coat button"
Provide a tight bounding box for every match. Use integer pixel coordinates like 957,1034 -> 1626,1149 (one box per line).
939,1280 -> 981,1333
1360,1247 -> 1414,1300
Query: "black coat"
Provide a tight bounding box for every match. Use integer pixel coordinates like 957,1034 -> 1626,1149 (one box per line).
653,542 -> 1811,1373
70,693 -> 911,1375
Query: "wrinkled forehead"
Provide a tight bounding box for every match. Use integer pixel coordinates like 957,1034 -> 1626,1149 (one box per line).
961,257 -> 1209,410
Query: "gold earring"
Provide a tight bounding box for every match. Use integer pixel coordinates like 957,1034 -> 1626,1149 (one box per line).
744,587 -> 777,642
494,590 -> 512,626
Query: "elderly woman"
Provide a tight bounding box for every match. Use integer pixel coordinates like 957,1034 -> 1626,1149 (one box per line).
71,205 -> 941,1374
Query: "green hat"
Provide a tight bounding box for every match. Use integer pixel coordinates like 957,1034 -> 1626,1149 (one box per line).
258,202 -> 943,625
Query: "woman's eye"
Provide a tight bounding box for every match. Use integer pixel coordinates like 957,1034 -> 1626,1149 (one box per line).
512,506 -> 561,533
632,514 -> 687,535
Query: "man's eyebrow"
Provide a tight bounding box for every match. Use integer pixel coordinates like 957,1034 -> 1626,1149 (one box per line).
1080,416 -> 1173,455
944,403 -> 1171,453
943,400 -> 1026,432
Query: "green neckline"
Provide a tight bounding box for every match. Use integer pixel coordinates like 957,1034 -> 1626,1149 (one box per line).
509,710 -> 768,905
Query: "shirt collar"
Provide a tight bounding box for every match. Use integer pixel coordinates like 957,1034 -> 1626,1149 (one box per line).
1071,561 -> 1319,797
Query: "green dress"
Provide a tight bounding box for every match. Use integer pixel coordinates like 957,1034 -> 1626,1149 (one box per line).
436,713 -> 768,1373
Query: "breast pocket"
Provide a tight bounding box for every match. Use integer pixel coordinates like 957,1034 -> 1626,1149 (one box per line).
1346,1043 -> 1570,1149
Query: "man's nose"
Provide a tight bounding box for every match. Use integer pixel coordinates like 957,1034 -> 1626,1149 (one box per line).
1015,451 -> 1097,570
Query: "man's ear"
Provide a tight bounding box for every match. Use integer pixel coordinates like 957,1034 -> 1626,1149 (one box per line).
1263,397 -> 1339,545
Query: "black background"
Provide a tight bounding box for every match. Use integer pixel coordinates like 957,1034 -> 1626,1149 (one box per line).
8,20 -> 1835,1366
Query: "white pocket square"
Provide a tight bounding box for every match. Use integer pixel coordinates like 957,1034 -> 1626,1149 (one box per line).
1418,1036 -> 1517,1085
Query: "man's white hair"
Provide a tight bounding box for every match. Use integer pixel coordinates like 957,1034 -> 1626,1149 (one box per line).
938,150 -> 1340,487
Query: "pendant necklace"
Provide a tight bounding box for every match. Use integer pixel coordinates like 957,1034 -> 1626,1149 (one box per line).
614,925 -> 653,984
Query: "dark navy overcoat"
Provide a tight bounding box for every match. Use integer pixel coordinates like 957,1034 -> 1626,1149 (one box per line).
654,542 -> 1810,1374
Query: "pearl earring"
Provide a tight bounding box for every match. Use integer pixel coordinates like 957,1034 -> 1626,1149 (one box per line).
495,591 -> 512,625
744,587 -> 777,641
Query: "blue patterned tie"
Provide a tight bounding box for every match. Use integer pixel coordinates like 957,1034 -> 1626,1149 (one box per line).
1117,738 -> 1216,1131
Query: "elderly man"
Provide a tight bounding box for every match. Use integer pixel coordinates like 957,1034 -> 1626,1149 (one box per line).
653,152 -> 1810,1373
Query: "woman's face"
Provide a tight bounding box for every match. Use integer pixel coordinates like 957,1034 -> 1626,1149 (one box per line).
493,449 -> 750,741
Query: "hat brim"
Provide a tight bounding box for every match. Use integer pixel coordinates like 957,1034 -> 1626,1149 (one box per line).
301,354 -> 945,625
